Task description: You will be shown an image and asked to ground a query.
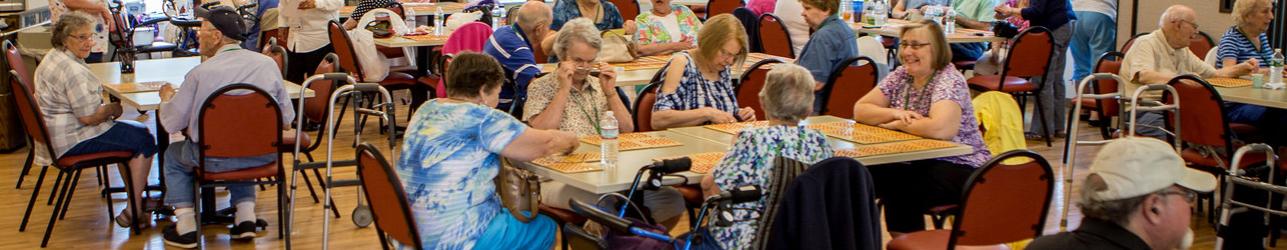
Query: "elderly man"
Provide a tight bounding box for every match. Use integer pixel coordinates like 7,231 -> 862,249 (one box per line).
1119,5 -> 1257,138
279,0 -> 342,83
1027,137 -> 1215,249
157,6 -> 295,248
485,1 -> 556,111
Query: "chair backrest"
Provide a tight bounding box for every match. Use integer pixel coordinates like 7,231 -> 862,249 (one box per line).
1203,45 -> 1220,66
607,0 -> 639,24
732,7 -> 762,52
197,84 -> 283,159
355,143 -> 423,249
442,22 -> 494,56
8,73 -> 55,158
855,36 -> 888,66
706,0 -> 742,19
1120,32 -> 1148,54
327,20 -> 365,80
531,42 -> 549,64
4,40 -> 32,93
1000,26 -> 1055,82
757,14 -> 794,58
260,28 -> 287,50
1163,75 -> 1233,152
633,80 -> 663,132
384,2 -> 406,19
1190,31 -> 1215,60
1091,51 -> 1123,119
736,58 -> 785,119
303,53 -> 340,131
950,150 -> 1054,247
821,57 -> 878,118
262,44 -> 290,78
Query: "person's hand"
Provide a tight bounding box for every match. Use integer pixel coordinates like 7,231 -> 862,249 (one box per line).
878,119 -> 907,130
159,83 -> 176,102
597,63 -> 617,91
672,36 -> 695,50
554,130 -> 579,155
994,5 -> 1014,17
623,20 -> 637,35
556,62 -> 576,91
737,107 -> 756,121
298,0 -> 316,10
892,109 -> 923,124
703,107 -> 737,124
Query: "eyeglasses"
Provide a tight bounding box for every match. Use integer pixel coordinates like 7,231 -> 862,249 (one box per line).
1177,19 -> 1199,30
69,33 -> 94,42
899,41 -> 933,50
1157,189 -> 1197,205
717,47 -> 740,59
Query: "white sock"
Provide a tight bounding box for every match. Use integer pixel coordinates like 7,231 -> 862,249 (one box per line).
235,202 -> 256,224
174,208 -> 196,234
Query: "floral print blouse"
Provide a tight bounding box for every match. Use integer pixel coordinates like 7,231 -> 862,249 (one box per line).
876,65 -> 991,167
709,125 -> 834,249
396,99 -> 527,249
633,4 -> 702,46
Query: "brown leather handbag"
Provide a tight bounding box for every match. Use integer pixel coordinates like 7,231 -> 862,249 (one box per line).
496,158 -> 541,222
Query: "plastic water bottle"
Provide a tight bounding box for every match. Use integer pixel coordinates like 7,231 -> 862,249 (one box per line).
873,0 -> 887,26
495,4 -> 508,26
853,0 -> 864,23
1271,49 -> 1284,85
434,7 -> 444,36
944,9 -> 956,34
600,111 -> 619,170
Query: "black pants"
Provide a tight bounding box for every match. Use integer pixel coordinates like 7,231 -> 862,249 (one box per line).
286,44 -> 335,84
868,160 -> 975,233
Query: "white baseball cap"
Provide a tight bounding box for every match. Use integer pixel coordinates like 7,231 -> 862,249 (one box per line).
1087,137 -> 1217,200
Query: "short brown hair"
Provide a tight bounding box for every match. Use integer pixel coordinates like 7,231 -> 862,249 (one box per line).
446,52 -> 506,98
695,14 -> 748,68
898,20 -> 952,70
799,0 -> 839,14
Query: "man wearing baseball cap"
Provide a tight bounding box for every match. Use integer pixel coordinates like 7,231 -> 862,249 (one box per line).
1028,137 -> 1216,250
157,5 -> 296,248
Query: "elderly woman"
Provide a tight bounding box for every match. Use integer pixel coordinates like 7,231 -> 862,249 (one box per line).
33,11 -> 157,229
651,14 -> 757,130
398,52 -> 578,249
852,20 -> 990,235
795,0 -> 858,111
1218,0 -> 1286,145
632,0 -> 702,56
550,0 -> 628,31
995,0 -> 1075,139
701,64 -> 834,248
528,18 -> 687,228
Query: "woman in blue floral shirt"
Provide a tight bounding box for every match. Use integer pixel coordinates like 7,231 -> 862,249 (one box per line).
701,64 -> 834,248
397,53 -> 579,249
852,20 -> 990,235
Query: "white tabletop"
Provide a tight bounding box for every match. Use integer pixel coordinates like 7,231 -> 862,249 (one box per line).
537,53 -> 792,86
519,130 -> 730,194
854,19 -> 1004,44
90,57 -> 314,111
1216,85 -> 1287,109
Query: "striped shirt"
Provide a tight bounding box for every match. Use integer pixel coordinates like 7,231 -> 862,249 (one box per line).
1216,26 -> 1272,68
653,51 -> 740,116
32,49 -> 114,166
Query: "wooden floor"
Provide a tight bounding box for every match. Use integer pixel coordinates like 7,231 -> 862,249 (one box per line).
0,97 -> 1277,249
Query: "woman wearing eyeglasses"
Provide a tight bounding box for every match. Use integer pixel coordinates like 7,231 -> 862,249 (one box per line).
651,14 -> 758,130
851,20 -> 990,236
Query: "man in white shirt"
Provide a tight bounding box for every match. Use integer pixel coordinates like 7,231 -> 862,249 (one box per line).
279,0 -> 343,83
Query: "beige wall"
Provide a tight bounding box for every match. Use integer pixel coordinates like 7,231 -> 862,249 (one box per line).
1117,0 -> 1235,48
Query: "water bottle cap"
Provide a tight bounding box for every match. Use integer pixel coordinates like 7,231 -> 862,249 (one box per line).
605,111 -> 614,116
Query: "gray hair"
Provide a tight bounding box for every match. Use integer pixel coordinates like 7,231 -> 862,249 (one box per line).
51,11 -> 98,50
1158,5 -> 1194,27
1076,174 -> 1154,226
759,64 -> 815,122
1232,0 -> 1271,25
553,18 -> 602,60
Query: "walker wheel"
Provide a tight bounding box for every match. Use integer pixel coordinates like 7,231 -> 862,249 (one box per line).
352,205 -> 373,228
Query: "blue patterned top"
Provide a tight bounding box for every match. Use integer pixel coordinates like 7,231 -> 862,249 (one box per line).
877,65 -> 991,167
396,99 -> 527,249
653,51 -> 739,115
709,125 -> 834,248
1216,26 -> 1272,68
551,0 -> 624,31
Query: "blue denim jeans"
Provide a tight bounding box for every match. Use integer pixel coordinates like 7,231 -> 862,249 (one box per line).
63,120 -> 157,159
1070,11 -> 1117,82
163,140 -> 276,208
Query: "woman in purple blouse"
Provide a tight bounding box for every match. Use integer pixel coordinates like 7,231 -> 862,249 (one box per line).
851,20 -> 991,235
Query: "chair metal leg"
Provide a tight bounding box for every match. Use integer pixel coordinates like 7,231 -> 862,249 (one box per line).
16,149 -> 33,189
40,169 -> 77,247
20,165 -> 50,231
300,170 -> 321,203
47,171 -> 64,205
194,180 -> 204,249
376,228 -> 391,250
95,165 -> 104,187
58,170 -> 84,220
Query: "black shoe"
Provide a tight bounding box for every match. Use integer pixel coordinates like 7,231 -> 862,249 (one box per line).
229,221 -> 259,240
163,225 -> 198,248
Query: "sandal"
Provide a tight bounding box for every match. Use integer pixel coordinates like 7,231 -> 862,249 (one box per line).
115,209 -> 154,229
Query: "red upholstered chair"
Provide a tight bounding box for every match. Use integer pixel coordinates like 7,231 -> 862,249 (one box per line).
820,56 -> 879,118
1190,31 -> 1215,61
355,143 -> 423,249
261,43 -> 290,78
10,77 -> 141,247
633,77 -> 665,132
608,0 -> 640,23
1119,32 -> 1147,54
1162,75 -> 1267,222
259,28 -> 288,51
327,20 -> 423,121
757,14 -> 794,58
283,53 -> 346,214
966,26 -> 1056,146
736,58 -> 786,119
192,84 -> 290,247
532,42 -> 550,64
705,0 -> 742,19
886,150 -> 1055,250
6,40 -> 37,189
1070,51 -> 1124,140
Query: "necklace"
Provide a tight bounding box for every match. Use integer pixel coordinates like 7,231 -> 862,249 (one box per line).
902,70 -> 937,112
567,83 -> 602,133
